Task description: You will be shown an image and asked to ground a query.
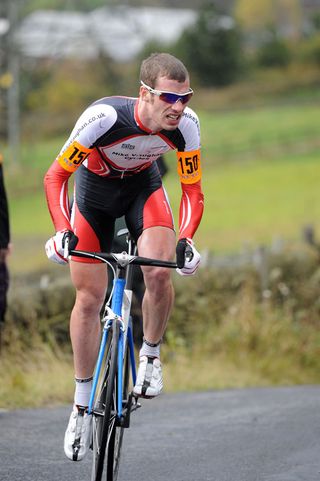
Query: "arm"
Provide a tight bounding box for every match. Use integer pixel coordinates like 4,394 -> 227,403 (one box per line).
44,141 -> 92,231
176,148 -> 204,239
44,102 -> 117,264
175,149 -> 204,275
44,141 -> 92,264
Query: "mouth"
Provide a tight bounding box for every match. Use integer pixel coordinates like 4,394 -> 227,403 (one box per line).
166,113 -> 180,122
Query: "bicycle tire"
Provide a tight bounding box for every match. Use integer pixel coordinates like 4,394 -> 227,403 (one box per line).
106,336 -> 131,480
91,320 -> 119,481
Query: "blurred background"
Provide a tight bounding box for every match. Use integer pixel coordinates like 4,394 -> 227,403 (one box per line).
0,0 -> 320,408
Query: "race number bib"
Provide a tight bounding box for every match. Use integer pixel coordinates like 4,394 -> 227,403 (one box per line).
57,141 -> 92,173
177,150 -> 202,184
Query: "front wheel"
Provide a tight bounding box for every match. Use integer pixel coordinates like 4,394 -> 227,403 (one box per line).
106,337 -> 131,480
91,320 -> 119,481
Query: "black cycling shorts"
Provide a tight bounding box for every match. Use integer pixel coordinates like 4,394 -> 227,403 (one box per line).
71,163 -> 174,261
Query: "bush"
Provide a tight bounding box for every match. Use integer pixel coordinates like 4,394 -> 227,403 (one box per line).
256,37 -> 292,68
3,245 -> 320,352
166,245 -> 320,362
296,33 -> 320,66
1,244 -> 320,404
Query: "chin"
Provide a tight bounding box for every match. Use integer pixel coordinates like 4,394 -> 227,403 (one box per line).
164,120 -> 179,130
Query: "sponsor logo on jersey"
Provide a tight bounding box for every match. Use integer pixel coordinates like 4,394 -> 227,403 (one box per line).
122,143 -> 135,150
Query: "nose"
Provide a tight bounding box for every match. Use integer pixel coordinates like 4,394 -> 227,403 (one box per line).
171,99 -> 184,111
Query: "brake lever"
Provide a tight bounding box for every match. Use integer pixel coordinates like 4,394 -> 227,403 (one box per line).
63,236 -> 70,259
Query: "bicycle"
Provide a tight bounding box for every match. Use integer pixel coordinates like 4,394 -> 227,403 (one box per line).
68,229 -> 178,481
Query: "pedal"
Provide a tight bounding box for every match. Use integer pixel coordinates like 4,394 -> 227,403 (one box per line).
116,392 -> 141,428
117,395 -> 132,428
131,393 -> 142,411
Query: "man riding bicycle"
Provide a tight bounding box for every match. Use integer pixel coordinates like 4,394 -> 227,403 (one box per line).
44,52 -> 204,462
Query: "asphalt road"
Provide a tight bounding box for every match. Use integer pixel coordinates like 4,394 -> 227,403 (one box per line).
0,386 -> 319,481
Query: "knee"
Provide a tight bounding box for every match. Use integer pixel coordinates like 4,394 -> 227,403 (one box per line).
143,267 -> 172,292
75,288 -> 106,316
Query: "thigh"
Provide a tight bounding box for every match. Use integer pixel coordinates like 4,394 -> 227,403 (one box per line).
71,168 -> 118,261
71,200 -> 115,263
138,226 -> 176,260
137,226 -> 176,287
126,184 -> 175,242
70,260 -> 108,303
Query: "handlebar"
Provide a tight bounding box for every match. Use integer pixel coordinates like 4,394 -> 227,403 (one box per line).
69,249 -> 178,269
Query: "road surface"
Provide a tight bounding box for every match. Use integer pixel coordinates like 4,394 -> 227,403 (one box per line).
0,386 -> 319,481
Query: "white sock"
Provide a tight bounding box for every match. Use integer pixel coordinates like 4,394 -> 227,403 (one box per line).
139,340 -> 161,359
74,377 -> 93,408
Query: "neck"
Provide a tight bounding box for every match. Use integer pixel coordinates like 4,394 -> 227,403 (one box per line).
136,98 -> 159,133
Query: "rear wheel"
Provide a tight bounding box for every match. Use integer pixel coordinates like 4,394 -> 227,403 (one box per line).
91,320 -> 119,481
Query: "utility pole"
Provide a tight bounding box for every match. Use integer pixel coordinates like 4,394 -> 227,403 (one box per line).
0,3 -> 9,141
7,0 -> 20,165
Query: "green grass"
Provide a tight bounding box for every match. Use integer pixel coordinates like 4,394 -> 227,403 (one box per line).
164,150 -> 320,252
0,347 -> 74,409
199,101 -> 320,162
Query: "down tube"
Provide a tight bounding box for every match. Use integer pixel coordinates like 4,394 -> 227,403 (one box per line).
88,326 -> 110,414
112,278 -> 126,417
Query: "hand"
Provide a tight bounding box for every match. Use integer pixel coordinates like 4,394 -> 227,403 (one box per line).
45,230 -> 78,265
176,238 -> 201,276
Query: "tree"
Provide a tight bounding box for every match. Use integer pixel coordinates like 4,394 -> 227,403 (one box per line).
173,3 -> 243,87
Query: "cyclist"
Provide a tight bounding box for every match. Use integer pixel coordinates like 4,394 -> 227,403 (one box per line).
44,52 -> 204,462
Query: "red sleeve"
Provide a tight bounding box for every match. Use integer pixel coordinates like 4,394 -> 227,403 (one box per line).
44,160 -> 73,232
178,180 -> 204,240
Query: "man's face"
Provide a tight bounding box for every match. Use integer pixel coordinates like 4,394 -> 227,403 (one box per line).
139,76 -> 192,132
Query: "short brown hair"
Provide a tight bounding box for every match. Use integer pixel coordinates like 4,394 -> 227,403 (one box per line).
140,52 -> 189,88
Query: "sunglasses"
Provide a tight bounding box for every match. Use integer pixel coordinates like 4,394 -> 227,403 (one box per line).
140,80 -> 193,105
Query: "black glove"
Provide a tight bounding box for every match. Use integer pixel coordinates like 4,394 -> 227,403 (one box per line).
176,237 -> 194,269
62,230 -> 79,255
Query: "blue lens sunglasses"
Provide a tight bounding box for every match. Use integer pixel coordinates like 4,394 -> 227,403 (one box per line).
140,80 -> 193,105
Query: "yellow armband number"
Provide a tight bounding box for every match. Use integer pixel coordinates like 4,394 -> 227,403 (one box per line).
177,150 -> 202,184
57,141 -> 92,173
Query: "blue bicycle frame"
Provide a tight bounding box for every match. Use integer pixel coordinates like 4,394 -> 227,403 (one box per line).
87,276 -> 137,418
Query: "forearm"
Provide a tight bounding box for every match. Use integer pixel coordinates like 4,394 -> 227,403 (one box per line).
178,180 -> 204,239
44,161 -> 72,232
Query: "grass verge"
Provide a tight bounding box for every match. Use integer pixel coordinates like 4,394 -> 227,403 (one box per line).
1,244 -> 319,410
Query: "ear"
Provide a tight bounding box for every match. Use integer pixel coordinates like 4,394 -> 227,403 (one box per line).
139,85 -> 150,102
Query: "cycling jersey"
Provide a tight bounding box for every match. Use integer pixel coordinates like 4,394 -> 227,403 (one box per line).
44,96 -> 204,248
